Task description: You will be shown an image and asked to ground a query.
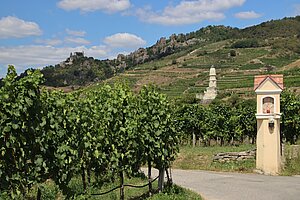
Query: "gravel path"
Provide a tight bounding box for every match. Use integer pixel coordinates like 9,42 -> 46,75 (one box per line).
143,168 -> 300,200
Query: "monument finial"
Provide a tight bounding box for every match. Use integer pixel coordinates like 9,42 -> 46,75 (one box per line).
209,65 -> 216,76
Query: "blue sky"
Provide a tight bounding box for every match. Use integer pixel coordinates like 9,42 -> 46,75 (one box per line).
0,0 -> 300,78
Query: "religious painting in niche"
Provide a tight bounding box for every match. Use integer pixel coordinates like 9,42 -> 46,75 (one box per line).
263,97 -> 274,114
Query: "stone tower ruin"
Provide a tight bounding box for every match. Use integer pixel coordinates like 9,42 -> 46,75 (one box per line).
201,65 -> 217,103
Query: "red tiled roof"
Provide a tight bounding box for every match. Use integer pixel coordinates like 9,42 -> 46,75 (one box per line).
254,75 -> 284,90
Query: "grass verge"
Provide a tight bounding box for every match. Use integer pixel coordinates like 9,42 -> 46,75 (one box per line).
282,156 -> 300,176
147,184 -> 202,200
0,174 -> 202,200
175,144 -> 300,175
281,144 -> 300,176
173,145 -> 256,173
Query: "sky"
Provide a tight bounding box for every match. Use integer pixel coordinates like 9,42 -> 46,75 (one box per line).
0,0 -> 300,78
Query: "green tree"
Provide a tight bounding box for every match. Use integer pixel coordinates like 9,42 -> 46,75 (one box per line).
229,49 -> 237,57
176,104 -> 209,146
231,39 -> 260,48
236,100 -> 256,144
281,91 -> 300,144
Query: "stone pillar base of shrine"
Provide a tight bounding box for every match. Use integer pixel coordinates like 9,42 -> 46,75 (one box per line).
256,115 -> 281,175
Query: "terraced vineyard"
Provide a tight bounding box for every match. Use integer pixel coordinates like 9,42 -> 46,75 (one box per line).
92,40 -> 300,100
42,16 -> 300,99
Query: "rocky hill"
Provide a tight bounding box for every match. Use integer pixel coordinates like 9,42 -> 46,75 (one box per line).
41,30 -> 209,87
41,16 -> 300,98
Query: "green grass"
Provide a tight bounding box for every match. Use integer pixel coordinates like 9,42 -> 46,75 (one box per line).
281,144 -> 300,176
233,48 -> 269,64
134,49 -> 192,70
260,54 -> 299,68
182,47 -> 268,69
284,76 -> 300,87
279,68 -> 300,88
218,75 -> 254,90
197,40 -> 230,52
173,145 -> 256,173
174,144 -> 300,175
157,75 -> 204,98
239,63 -> 264,70
283,68 -> 300,76
0,174 -> 202,200
282,156 -> 300,176
147,184 -> 201,200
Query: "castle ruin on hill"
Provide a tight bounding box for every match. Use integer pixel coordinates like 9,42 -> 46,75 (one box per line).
60,51 -> 84,67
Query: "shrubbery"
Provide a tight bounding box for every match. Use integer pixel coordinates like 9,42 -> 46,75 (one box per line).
231,39 -> 260,48
0,66 -> 179,199
176,98 -> 257,146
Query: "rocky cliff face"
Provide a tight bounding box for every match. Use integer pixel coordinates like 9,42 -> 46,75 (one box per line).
115,34 -> 201,68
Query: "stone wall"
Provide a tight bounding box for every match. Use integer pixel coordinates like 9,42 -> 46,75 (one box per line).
286,145 -> 300,159
213,145 -> 300,163
213,149 -> 256,162
283,144 -> 300,161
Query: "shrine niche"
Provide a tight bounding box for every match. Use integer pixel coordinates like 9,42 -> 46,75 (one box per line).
254,74 -> 283,175
262,97 -> 274,114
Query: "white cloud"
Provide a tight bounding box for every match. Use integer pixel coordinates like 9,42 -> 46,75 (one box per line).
235,11 -> 262,19
136,0 -> 245,26
294,4 -> 300,15
0,45 -> 109,77
0,32 -> 146,77
35,38 -> 63,46
35,30 -> 89,46
0,16 -> 42,39
57,0 -> 131,13
35,36 -> 90,46
65,37 -> 91,45
103,33 -> 146,48
66,28 -> 86,37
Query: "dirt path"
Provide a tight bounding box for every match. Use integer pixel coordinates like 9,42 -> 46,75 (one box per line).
143,168 -> 300,200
